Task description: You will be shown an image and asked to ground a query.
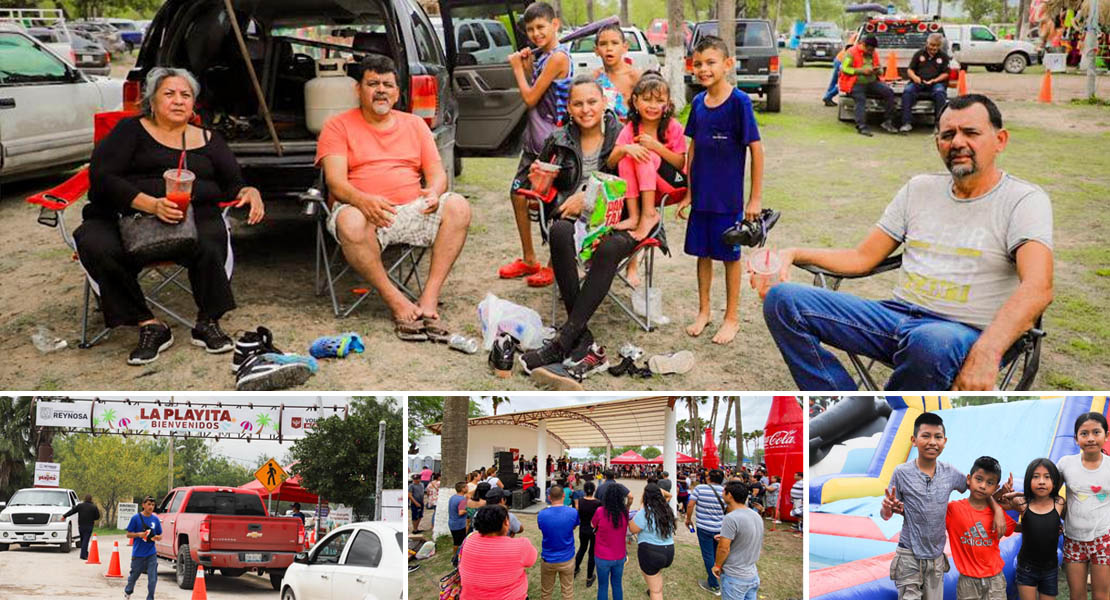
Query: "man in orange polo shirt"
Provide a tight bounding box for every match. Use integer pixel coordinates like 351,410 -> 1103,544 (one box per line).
839,35 -> 897,136
316,55 -> 471,337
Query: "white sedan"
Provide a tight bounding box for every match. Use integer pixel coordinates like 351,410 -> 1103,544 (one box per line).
280,522 -> 404,600
568,26 -> 660,75
0,26 -> 122,182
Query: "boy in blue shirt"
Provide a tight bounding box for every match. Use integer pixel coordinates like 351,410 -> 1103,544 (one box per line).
501,1 -> 572,287
538,485 -> 579,599
124,496 -> 163,600
448,481 -> 469,555
681,35 -> 765,345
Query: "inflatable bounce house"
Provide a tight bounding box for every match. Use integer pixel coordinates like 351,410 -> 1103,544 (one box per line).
810,396 -> 1110,600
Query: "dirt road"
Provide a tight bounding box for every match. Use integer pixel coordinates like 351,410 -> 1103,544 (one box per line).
0,535 -> 276,599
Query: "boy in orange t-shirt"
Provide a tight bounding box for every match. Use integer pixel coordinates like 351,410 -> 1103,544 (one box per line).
945,456 -> 1017,600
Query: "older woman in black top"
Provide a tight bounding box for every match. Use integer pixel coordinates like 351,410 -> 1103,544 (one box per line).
74,67 -> 264,365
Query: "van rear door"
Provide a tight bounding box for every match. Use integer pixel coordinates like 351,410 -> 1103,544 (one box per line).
438,0 -> 528,154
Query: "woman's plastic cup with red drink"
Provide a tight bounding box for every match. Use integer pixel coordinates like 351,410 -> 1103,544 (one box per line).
748,247 -> 783,300
528,161 -> 561,195
164,169 -> 196,211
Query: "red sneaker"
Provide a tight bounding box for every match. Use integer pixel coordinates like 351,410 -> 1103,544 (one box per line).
499,259 -> 541,279
525,266 -> 554,287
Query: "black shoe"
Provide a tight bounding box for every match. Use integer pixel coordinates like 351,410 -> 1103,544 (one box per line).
880,119 -> 898,133
529,363 -> 585,391
586,575 -> 596,588
857,125 -> 874,137
128,323 -> 173,365
823,98 -> 837,106
566,344 -> 610,380
489,332 -> 520,378
561,328 -> 594,367
235,353 -> 314,391
231,326 -> 282,373
191,319 -> 233,354
519,337 -> 566,374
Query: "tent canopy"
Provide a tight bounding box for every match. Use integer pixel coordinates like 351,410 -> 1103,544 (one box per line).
239,467 -> 320,505
610,450 -> 649,464
649,452 -> 697,464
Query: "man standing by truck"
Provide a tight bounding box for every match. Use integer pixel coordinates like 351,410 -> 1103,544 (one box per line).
840,35 -> 898,136
900,33 -> 951,132
124,496 -> 163,600
63,494 -> 100,560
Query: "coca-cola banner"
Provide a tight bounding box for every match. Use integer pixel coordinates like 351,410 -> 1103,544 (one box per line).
764,396 -> 803,522
34,399 -> 347,440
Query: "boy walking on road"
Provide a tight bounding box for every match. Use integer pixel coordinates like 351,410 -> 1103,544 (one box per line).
124,496 -> 162,600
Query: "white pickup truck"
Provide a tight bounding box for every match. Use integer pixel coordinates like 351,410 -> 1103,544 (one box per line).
0,487 -> 81,552
942,24 -> 1040,73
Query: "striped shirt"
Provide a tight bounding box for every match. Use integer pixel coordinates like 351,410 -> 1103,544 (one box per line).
459,533 -> 537,600
523,43 -> 573,154
691,484 -> 726,532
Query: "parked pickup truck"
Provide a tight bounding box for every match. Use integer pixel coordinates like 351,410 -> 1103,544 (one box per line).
942,24 -> 1040,73
154,486 -> 305,591
0,487 -> 80,552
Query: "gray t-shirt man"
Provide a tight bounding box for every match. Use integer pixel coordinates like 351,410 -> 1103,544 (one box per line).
877,172 -> 1053,329
408,481 -> 425,506
720,506 -> 764,579
889,460 -> 968,559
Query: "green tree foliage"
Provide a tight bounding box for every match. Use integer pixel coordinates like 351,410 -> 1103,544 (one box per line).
0,397 -> 34,501
291,397 -> 402,519
962,0 -> 1001,24
408,396 -> 485,444
641,446 -> 662,459
1,0 -> 161,19
54,434 -> 165,526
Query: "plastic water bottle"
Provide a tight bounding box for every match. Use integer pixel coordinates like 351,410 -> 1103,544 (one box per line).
688,524 -> 696,533
31,325 -> 67,353
448,334 -> 479,354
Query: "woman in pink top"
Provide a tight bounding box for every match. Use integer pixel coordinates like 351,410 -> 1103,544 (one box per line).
591,490 -> 630,600
459,505 -> 537,600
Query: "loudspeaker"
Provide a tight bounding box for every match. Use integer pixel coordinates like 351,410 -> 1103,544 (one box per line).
496,452 -> 514,474
499,473 -> 518,489
512,489 -> 526,510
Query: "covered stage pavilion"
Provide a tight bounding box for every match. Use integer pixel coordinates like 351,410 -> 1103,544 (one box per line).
427,396 -> 682,533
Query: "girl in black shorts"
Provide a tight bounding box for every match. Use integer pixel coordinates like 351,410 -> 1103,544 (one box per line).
1006,458 -> 1065,600
629,484 -> 677,600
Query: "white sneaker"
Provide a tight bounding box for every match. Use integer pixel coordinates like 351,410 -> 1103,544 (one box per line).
899,123 -> 913,133
648,350 -> 695,375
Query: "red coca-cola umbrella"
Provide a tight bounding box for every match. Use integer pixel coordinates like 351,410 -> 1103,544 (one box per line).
764,396 -> 803,522
702,427 -> 720,470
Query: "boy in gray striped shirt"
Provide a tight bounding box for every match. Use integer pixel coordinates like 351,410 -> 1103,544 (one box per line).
881,412 -> 1009,600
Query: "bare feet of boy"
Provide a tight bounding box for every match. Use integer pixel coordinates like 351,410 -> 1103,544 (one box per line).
686,312 -> 711,337
712,319 -> 740,344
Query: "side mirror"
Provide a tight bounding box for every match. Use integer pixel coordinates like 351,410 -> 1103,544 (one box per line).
294,551 -> 311,564
461,40 -> 479,52
951,43 -> 961,51
652,44 -> 665,56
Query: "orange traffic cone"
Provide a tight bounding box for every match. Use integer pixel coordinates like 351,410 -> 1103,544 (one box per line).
1038,70 -> 1053,103
190,565 -> 208,600
882,51 -> 899,80
957,69 -> 968,95
104,541 -> 124,578
86,534 -> 101,564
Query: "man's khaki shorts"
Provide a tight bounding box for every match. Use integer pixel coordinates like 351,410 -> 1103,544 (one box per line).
327,193 -> 448,249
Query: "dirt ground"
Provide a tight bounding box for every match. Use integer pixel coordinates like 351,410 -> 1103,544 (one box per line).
0,535 -> 276,599
0,60 -> 1106,391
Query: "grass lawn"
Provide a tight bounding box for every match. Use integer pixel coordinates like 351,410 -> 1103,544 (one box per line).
408,514 -> 802,599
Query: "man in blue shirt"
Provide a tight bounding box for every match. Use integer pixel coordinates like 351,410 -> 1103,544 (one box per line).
537,486 -> 579,599
124,496 -> 163,600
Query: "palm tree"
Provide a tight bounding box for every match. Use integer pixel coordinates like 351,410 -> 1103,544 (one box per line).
735,395 -> 744,464
489,396 -> 511,416
255,413 -> 273,435
719,397 -> 734,457
0,397 -> 33,499
435,397 -> 470,537
708,397 -> 720,437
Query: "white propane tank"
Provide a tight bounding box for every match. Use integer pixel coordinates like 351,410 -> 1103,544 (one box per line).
305,58 -> 359,135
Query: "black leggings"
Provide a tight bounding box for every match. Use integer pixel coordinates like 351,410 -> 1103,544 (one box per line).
74,209 -> 235,327
549,219 -> 638,349
575,530 -> 596,578
637,542 -> 674,576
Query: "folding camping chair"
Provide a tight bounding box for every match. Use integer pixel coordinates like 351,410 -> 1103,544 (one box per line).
544,188 -> 688,332
798,255 -> 1046,391
298,172 -> 427,318
25,111 -> 241,348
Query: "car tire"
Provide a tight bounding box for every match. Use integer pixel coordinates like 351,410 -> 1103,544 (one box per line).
454,150 -> 463,178
270,570 -> 285,591
220,568 -> 247,577
685,84 -> 696,104
764,84 -> 782,113
1004,53 -> 1028,74
986,64 -> 1004,72
0,543 -> 8,551
58,525 -> 73,553
281,586 -> 297,600
796,52 -> 805,68
20,543 -> 30,548
838,97 -> 854,122
176,544 -> 198,589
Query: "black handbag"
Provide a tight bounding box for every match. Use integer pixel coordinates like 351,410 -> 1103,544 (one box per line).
119,131 -> 198,264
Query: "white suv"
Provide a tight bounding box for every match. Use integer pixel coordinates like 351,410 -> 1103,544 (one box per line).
280,521 -> 404,600
0,488 -> 80,552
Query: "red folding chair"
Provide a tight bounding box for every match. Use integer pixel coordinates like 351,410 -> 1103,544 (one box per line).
26,111 -> 239,348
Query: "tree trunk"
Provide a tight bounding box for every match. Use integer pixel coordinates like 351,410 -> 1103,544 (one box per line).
937,0 -> 944,17
735,396 -> 744,464
434,397 -> 469,537
620,0 -> 629,25
720,398 -> 733,462
587,0 -> 595,23
719,0 -> 737,85
1016,0 -> 1031,38
760,0 -> 768,18
665,0 -> 688,112
552,0 -> 562,19
708,397 -> 720,437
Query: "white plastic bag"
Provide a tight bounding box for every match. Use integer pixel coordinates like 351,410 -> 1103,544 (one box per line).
630,286 -> 670,326
477,293 -> 546,350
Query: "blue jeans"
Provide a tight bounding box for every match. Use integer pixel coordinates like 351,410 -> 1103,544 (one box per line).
763,283 -> 981,390
901,81 -> 948,125
596,557 -> 625,600
823,59 -> 842,101
124,553 -> 158,600
696,528 -> 720,588
721,574 -> 761,600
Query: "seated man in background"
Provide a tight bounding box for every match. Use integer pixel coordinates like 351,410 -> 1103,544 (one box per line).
762,95 -> 1053,391
900,33 -> 951,132
316,55 -> 471,338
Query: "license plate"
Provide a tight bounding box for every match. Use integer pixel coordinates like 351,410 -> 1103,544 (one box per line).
80,54 -> 92,61
243,553 -> 264,562
23,534 -> 35,541
816,50 -> 826,56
